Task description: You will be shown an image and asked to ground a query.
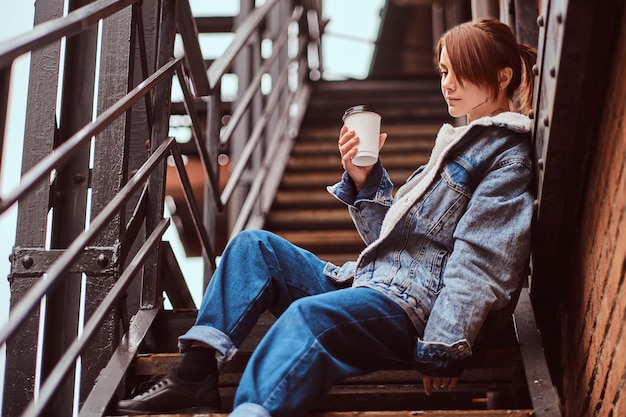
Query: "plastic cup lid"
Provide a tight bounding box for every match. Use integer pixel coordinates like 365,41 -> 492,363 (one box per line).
342,105 -> 380,121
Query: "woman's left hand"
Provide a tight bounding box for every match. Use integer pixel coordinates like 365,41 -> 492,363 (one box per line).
422,375 -> 459,395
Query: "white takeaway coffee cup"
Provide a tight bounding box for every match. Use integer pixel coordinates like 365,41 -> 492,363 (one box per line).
342,105 -> 382,167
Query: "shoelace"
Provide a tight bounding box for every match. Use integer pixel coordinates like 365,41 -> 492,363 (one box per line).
133,375 -> 167,398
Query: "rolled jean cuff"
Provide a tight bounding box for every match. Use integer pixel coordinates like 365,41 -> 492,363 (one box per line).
178,325 -> 238,367
230,402 -> 271,417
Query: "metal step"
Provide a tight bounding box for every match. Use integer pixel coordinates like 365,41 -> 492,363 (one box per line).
265,78 -> 444,269
126,310 -> 529,416
108,292 -> 558,417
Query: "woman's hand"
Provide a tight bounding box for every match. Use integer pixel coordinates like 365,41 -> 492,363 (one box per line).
422,375 -> 459,396
338,125 -> 387,191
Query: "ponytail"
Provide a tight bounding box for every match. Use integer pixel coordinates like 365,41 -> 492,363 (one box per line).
516,43 -> 537,115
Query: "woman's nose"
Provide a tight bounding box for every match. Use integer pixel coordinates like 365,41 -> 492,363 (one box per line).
442,76 -> 455,91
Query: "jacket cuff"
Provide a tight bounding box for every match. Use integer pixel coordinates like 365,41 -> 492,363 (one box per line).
355,161 -> 383,202
413,338 -> 472,377
328,161 -> 384,206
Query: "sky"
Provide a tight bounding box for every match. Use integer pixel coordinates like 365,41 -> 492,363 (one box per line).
0,0 -> 386,411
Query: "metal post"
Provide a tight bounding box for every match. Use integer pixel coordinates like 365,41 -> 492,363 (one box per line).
80,3 -> 134,405
229,0 -> 255,234
3,0 -> 63,415
0,66 -> 10,167
121,0 -> 161,324
142,0 -> 175,308
203,93 -> 222,288
42,0 -> 98,412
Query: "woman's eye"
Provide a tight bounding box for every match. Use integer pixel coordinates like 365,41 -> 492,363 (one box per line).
439,70 -> 448,78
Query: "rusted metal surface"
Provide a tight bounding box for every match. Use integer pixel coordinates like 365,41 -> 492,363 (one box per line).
42,1 -> 99,411
141,0 -> 175,310
84,2 -> 134,404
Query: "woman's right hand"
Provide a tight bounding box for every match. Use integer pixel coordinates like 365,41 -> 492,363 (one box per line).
338,125 -> 387,191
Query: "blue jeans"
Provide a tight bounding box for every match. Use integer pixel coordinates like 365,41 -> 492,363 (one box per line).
179,230 -> 417,417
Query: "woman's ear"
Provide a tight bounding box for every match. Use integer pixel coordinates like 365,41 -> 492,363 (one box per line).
499,67 -> 513,90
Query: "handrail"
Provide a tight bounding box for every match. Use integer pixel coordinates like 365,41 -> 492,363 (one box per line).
0,0 -> 139,187
175,67 -> 223,211
0,0 -> 323,415
0,137 -> 177,346
0,0 -> 138,68
206,0 -> 280,90
0,58 -> 180,215
217,6 -> 304,148
170,144 -> 217,270
230,84 -> 299,237
221,41 -> 302,207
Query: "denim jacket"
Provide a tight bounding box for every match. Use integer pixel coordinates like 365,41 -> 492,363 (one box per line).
325,112 -> 534,376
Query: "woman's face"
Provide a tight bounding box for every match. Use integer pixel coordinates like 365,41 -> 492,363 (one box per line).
438,46 -> 493,121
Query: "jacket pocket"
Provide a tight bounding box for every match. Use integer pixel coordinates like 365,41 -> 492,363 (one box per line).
427,248 -> 448,294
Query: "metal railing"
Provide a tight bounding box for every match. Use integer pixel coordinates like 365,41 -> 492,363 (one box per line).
0,0 -> 322,416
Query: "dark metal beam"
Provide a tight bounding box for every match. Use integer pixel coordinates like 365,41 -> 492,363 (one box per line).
160,242 -> 197,310
141,0 -> 176,308
78,304 -> 162,417
530,0 -> 626,384
176,0 -> 210,96
3,0 -> 65,414
83,0 -> 135,405
42,0 -> 100,411
0,66 -> 9,165
514,289 -> 562,417
194,16 -> 234,33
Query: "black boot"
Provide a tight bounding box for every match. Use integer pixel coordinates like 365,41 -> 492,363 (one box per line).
112,367 -> 221,415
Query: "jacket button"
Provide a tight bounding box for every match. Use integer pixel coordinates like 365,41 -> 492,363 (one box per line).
457,345 -> 465,351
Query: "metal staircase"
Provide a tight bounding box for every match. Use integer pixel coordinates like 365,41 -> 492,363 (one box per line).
0,1 -> 562,416
113,78 -> 559,417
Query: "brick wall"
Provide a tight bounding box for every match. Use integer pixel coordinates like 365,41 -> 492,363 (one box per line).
560,7 -> 626,417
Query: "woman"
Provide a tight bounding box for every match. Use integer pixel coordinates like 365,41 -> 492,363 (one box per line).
113,18 -> 537,417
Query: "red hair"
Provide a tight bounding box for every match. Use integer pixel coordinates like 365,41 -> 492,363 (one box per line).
436,18 -> 537,114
